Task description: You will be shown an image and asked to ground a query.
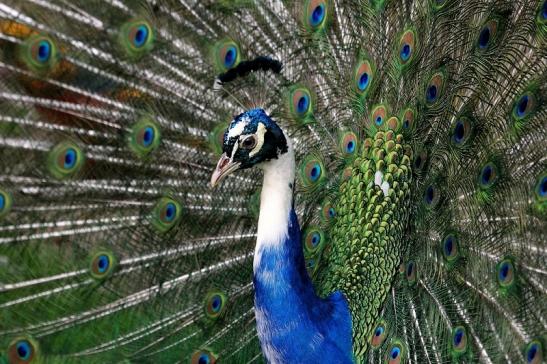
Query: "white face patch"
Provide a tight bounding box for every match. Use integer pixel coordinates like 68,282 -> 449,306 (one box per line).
249,122 -> 267,157
227,116 -> 250,139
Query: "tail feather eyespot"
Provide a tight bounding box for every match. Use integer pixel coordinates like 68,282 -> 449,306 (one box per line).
119,20 -> 154,58
304,0 -> 329,31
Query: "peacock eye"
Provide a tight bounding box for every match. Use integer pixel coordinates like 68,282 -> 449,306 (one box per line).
204,291 -> 227,320
8,337 -> 38,363
398,29 -> 416,65
241,135 -> 257,149
371,105 -> 387,128
90,251 -> 117,280
525,340 -> 543,364
452,326 -> 468,354
370,320 -> 387,348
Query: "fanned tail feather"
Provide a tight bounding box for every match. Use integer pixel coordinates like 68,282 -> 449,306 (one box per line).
0,0 -> 545,363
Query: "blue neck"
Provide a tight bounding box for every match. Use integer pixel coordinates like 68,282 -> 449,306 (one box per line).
253,208 -> 316,307
252,149 -> 352,362
253,208 -> 353,363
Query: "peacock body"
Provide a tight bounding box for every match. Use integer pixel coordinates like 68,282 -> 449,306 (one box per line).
0,0 -> 546,363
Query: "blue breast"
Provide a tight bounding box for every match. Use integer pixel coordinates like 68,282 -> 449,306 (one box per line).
253,209 -> 353,363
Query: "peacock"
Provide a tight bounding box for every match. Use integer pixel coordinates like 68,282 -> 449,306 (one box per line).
0,0 -> 545,363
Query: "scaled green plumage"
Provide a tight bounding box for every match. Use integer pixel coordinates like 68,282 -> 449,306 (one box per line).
317,129 -> 413,357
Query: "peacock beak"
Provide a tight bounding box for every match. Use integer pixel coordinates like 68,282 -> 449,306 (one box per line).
211,153 -> 241,187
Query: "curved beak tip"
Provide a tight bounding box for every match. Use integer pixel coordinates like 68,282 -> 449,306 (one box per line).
210,154 -> 240,188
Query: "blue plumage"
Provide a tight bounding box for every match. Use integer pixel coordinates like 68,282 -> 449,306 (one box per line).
253,209 -> 353,363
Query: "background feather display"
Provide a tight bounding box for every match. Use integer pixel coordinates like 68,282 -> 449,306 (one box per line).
0,0 -> 545,363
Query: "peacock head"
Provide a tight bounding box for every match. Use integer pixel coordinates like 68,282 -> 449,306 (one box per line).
211,108 -> 288,187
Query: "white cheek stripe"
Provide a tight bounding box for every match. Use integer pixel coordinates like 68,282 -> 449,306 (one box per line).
231,141 -> 239,159
249,123 -> 267,157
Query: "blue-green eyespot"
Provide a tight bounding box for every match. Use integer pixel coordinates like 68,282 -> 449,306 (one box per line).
48,141 -> 85,179
119,20 -> 155,58
151,197 -> 182,233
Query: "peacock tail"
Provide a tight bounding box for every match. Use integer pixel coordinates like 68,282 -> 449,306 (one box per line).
0,0 -> 545,363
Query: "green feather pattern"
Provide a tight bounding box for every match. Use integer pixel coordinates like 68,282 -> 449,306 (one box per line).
0,0 -> 545,363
